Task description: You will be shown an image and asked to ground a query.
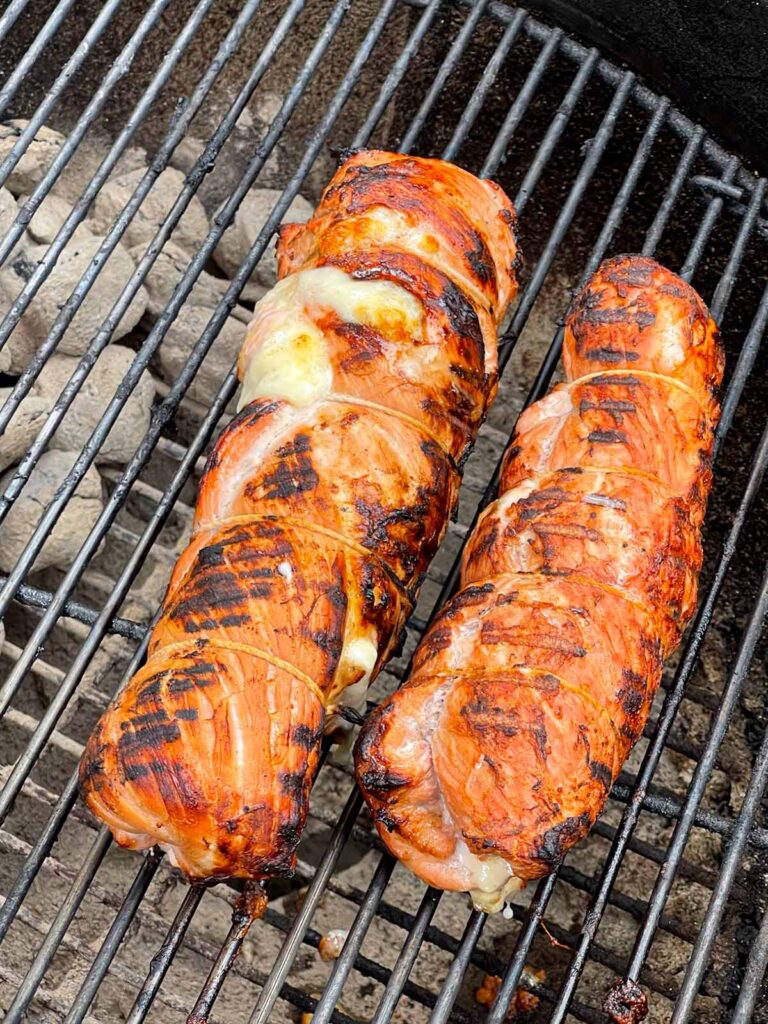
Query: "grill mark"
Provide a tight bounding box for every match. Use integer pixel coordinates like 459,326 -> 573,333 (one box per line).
533,812 -> 592,869
584,348 -> 641,363
587,429 -> 628,444
479,625 -> 587,657
174,707 -> 198,721
118,721 -> 181,752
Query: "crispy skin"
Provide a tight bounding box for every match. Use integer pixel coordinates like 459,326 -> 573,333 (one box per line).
355,255 -> 723,905
79,150 -> 518,880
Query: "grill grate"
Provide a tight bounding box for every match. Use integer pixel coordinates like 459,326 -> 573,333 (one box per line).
1,1 -> 768,1022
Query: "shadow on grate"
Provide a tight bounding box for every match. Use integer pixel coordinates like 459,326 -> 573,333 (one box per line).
1,1 -> 768,1023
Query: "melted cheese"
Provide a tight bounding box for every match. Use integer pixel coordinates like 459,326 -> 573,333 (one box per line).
239,274 -> 331,409
327,635 -> 379,765
340,636 -> 378,689
303,264 -> 424,340
456,841 -> 523,913
238,266 -> 424,409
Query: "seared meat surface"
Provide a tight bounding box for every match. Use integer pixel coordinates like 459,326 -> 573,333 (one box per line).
355,255 -> 722,911
79,150 -> 518,880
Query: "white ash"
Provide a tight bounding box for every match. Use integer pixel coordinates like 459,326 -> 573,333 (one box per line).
112,146 -> 149,178
0,230 -> 148,372
213,188 -> 313,287
0,187 -> 35,274
0,186 -> 17,240
252,91 -> 284,129
0,272 -> 36,375
89,166 -> 209,253
0,388 -> 48,471
17,191 -> 95,247
170,137 -> 206,176
131,240 -> 233,320
234,278 -> 268,308
0,120 -> 66,196
0,449 -> 103,575
157,304 -> 245,409
29,346 -> 157,465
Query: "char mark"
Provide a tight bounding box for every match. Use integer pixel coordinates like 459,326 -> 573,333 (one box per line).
280,770 -> 308,799
291,723 -> 323,749
118,721 -> 181,752
587,429 -> 628,444
533,812 -> 592,868
583,347 -> 641,363
589,760 -> 613,791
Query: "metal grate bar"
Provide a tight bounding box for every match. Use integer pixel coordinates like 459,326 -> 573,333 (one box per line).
0,0 -> 126,194
0,576 -> 146,640
642,126 -> 705,256
0,0 -> 80,115
679,155 -> 740,280
672,682 -> 768,1021
4,829 -> 112,1024
718,282 -> 768,446
513,94 -> 671,405
477,25 -> 563,176
503,72 -> 635,346
62,850 -> 162,1024
187,885 -> 266,1024
400,0 -> 492,154
487,873 -> 558,1023
0,0 -> 258,488
513,47 -> 599,212
311,858 -> 397,1024
248,790 -> 364,1023
125,886 -> 205,1024
370,888 -> 443,1024
732,896 -> 768,1023
441,9 -> 527,162
0,0 -> 33,44
429,912 -> 486,1024
607,779 -> 768,847
351,0 -> 445,151
710,178 -> 768,322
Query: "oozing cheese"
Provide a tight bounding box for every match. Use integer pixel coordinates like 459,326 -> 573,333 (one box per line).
457,843 -> 523,914
239,274 -> 331,409
340,636 -> 379,690
327,635 -> 379,766
238,266 -> 424,409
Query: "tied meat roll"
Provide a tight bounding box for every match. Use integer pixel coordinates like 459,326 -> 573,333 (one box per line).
355,255 -> 723,912
79,150 -> 519,880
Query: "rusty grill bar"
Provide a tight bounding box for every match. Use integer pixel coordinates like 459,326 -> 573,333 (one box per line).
1,1 -> 768,1022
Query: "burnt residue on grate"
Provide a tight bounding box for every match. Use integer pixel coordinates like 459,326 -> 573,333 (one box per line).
1,1 -> 768,1023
